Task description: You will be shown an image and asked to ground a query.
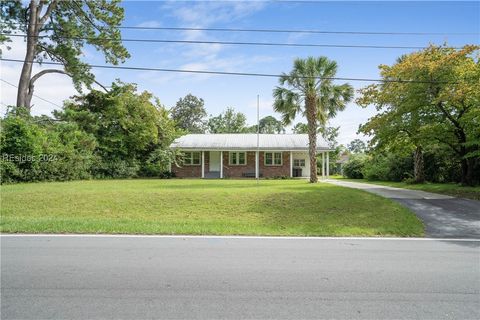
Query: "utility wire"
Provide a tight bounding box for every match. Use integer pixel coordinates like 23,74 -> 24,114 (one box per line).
0,78 -> 62,108
0,58 -> 460,84
13,23 -> 479,36
2,33 -> 462,50
116,26 -> 480,36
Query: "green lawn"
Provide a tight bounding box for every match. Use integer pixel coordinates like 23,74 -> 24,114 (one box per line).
0,179 -> 424,237
332,176 -> 480,200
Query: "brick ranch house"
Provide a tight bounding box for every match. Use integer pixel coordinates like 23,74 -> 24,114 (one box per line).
170,134 -> 333,179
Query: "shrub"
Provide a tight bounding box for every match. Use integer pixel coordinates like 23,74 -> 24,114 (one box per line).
91,159 -> 140,179
342,154 -> 367,179
139,148 -> 179,178
0,159 -> 22,183
159,171 -> 175,179
362,158 -> 389,181
1,112 -> 96,183
362,154 -> 412,182
423,148 -> 461,183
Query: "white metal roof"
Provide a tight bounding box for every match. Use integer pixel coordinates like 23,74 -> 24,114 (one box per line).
170,134 -> 332,151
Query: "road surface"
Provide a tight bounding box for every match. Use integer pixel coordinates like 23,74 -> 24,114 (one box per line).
326,179 -> 480,239
1,235 -> 479,319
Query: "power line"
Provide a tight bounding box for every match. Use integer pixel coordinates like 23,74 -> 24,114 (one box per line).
14,23 -> 479,36
117,26 -> 480,36
0,78 -> 62,108
0,58 -> 460,84
2,33 -> 462,50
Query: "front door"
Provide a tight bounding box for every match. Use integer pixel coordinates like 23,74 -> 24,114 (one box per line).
209,151 -> 220,171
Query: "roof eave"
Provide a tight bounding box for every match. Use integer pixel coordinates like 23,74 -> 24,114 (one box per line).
171,146 -> 334,152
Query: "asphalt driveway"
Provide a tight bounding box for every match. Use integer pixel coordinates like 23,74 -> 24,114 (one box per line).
327,180 -> 480,239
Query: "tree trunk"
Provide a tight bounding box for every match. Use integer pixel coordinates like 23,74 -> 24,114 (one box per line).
305,95 -> 318,183
460,157 -> 469,186
413,145 -> 425,183
460,152 -> 475,186
16,0 -> 38,112
466,157 -> 475,186
456,128 -> 475,186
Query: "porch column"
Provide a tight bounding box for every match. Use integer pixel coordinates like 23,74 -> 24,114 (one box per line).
255,151 -> 259,179
201,151 -> 205,178
326,151 -> 330,179
289,151 -> 293,178
322,152 -> 325,179
220,151 -> 223,179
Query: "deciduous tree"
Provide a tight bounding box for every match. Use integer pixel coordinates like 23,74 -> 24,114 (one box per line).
55,81 -> 179,177
258,115 -> 285,134
347,139 -> 367,154
207,107 -> 248,133
171,94 -> 207,133
292,122 -> 308,134
358,45 -> 479,185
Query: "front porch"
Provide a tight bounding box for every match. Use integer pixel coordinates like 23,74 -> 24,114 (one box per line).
173,150 -> 331,179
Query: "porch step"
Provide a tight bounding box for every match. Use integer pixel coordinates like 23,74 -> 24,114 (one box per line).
205,171 -> 220,179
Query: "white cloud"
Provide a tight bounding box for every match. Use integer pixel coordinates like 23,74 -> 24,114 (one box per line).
179,30 -> 225,58
286,32 -> 308,43
158,1 -> 270,79
164,1 -> 267,27
329,102 -> 376,145
135,20 -> 162,28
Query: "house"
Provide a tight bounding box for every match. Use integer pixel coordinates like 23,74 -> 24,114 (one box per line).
335,152 -> 351,176
170,134 -> 333,179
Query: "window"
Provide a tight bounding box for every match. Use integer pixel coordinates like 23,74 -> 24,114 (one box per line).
184,152 -> 201,165
229,152 -> 246,165
293,159 -> 306,167
265,152 -> 282,166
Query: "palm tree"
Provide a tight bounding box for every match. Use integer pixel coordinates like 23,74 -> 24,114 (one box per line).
274,57 -> 353,183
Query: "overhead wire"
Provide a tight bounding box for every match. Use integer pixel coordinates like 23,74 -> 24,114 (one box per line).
2,33 -> 464,50
0,58 -> 461,84
0,78 -> 63,108
10,23 -> 479,36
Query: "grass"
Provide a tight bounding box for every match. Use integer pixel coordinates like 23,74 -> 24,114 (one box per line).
0,179 -> 424,237
332,176 -> 480,200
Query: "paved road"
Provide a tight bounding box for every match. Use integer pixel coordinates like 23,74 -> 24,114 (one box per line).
1,235 -> 479,319
327,180 -> 480,239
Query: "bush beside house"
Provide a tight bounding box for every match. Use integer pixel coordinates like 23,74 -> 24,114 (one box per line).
342,150 -> 472,184
1,83 -> 180,184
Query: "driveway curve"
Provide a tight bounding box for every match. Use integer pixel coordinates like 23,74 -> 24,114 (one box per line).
326,180 -> 480,239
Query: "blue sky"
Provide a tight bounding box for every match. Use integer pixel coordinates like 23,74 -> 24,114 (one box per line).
1,1 -> 478,144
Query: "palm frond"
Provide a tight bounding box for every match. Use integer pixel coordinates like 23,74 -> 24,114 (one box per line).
317,82 -> 354,121
275,56 -> 353,127
273,87 -> 302,125
320,59 -> 338,78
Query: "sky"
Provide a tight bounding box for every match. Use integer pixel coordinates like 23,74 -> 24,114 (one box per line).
1,1 -> 479,145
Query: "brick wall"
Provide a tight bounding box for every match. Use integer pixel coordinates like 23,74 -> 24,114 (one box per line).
173,151 -> 291,178
223,151 -> 256,178
172,164 -> 201,178
259,151 -> 290,177
223,151 -> 290,178
172,152 -> 209,178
